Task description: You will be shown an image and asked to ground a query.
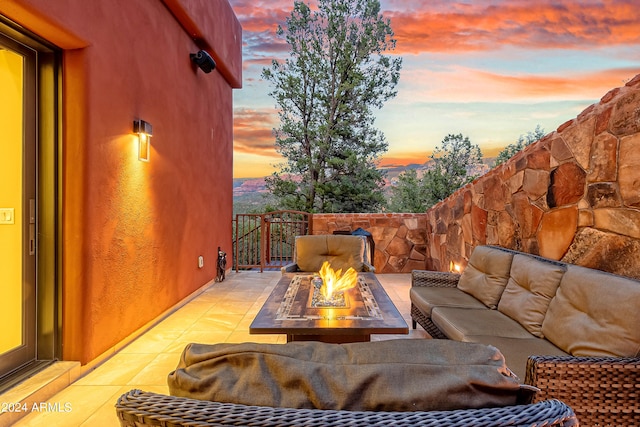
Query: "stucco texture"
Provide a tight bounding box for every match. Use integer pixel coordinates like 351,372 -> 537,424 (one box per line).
1,0 -> 241,364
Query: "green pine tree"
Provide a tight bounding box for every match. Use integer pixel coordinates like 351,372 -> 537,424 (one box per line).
388,133 -> 482,212
262,0 -> 402,213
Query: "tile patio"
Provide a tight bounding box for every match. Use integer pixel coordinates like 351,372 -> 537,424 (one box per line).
9,271 -> 428,426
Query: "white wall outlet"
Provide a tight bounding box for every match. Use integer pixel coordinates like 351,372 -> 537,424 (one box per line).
0,208 -> 15,224
198,256 -> 204,268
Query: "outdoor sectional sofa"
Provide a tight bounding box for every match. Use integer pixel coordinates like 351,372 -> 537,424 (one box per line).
410,245 -> 640,426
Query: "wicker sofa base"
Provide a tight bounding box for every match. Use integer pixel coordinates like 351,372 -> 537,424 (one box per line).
115,389 -> 578,427
411,303 -> 447,339
526,355 -> 640,427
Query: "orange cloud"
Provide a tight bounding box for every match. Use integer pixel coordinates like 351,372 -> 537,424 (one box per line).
386,1 -> 640,54
233,107 -> 280,157
480,67 -> 640,99
378,154 -> 428,168
243,56 -> 276,72
228,1 -> 290,32
398,66 -> 640,102
230,1 -> 640,60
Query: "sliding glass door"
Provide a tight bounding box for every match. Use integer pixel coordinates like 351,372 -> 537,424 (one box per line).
0,31 -> 38,379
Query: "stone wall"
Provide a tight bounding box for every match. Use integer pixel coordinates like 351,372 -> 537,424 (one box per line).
311,213 -> 428,273
425,74 -> 640,280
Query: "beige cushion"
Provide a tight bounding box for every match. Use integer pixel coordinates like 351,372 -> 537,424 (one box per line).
498,255 -> 565,338
295,235 -> 365,272
410,286 -> 487,317
542,265 -> 640,357
432,307 -> 533,342
168,340 -> 534,412
466,336 -> 569,380
457,246 -> 514,309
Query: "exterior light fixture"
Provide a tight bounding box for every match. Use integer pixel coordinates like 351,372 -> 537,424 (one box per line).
449,261 -> 462,273
190,50 -> 216,73
133,119 -> 152,162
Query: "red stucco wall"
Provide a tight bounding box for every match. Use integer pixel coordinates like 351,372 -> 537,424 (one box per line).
1,0 -> 241,364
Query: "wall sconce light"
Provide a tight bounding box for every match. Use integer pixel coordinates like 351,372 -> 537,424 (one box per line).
133,119 -> 152,162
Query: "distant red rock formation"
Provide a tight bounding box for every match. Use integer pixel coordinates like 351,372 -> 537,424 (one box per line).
234,178 -> 267,195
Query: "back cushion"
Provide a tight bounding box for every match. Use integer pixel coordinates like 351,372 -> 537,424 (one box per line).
542,265 -> 640,357
169,340 -> 534,412
295,235 -> 365,272
458,246 -> 514,309
498,255 -> 565,338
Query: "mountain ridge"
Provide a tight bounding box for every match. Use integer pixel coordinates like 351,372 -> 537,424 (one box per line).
233,158 -> 495,197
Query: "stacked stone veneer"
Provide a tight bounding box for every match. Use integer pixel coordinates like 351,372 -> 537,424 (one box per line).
426,74 -> 640,280
311,213 -> 428,273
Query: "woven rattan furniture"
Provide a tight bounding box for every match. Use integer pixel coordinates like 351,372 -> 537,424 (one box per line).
410,245 -> 640,427
526,355 -> 639,427
115,389 -> 578,427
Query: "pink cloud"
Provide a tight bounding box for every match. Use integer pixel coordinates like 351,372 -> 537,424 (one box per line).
229,1 -> 640,62
233,108 -> 279,157
483,67 -> 640,98
228,0 -> 290,32
387,0 -> 640,54
398,66 -> 640,102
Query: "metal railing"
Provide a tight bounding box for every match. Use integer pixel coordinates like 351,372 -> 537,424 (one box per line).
233,210 -> 311,272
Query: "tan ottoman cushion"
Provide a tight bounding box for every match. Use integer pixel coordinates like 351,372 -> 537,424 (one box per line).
465,335 -> 569,380
168,339 -> 534,412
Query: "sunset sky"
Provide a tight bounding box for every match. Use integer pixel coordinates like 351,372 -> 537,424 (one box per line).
228,0 -> 640,178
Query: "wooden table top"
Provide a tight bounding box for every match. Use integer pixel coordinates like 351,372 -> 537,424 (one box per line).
250,272 -> 408,339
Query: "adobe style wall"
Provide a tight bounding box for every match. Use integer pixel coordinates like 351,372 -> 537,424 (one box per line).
1,0 -> 241,364
311,213 -> 428,273
425,74 -> 640,280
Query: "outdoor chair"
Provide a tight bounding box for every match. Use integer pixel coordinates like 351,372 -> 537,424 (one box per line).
282,234 -> 374,273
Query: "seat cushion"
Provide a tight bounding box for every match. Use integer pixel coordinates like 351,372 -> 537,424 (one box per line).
542,265 -> 640,357
432,307 -> 534,342
168,340 -> 534,412
497,255 -> 565,338
457,246 -> 514,309
465,336 -> 569,380
410,286 -> 487,317
295,235 -> 365,272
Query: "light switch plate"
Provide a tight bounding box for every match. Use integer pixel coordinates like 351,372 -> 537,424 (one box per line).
0,208 -> 15,224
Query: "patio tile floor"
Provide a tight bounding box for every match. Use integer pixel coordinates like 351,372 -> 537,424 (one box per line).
10,271 -> 428,426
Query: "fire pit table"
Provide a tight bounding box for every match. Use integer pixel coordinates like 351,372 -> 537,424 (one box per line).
250,272 -> 408,343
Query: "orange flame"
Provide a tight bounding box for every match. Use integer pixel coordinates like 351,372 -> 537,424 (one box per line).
318,261 -> 358,300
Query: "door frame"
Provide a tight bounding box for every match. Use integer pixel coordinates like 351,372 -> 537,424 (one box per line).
0,15 -> 61,383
